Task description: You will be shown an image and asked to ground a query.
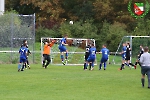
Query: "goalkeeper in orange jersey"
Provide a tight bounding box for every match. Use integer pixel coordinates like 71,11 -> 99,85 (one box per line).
42,38 -> 55,68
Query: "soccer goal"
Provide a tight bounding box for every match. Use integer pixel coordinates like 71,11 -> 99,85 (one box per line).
41,37 -> 97,65
112,36 -> 150,65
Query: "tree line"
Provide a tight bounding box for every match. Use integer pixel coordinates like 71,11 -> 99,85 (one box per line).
5,0 -> 150,51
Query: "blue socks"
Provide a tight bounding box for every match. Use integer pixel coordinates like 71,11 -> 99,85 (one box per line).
99,62 -> 107,70
99,63 -> 102,70
65,52 -> 68,59
61,55 -> 64,61
61,53 -> 68,61
18,64 -> 21,70
91,62 -> 94,68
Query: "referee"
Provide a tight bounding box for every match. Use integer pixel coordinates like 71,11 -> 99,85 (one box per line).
139,47 -> 150,89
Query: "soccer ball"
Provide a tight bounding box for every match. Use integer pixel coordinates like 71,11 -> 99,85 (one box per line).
69,21 -> 73,25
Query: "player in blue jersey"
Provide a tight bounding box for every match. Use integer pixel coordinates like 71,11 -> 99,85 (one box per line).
59,35 -> 68,65
119,43 -> 127,70
99,44 -> 109,70
18,43 -> 28,72
21,40 -> 31,69
84,43 -> 96,70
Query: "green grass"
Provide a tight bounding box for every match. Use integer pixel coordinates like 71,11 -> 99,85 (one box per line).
0,64 -> 150,100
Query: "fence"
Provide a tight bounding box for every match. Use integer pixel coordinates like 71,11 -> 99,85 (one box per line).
0,13 -> 35,64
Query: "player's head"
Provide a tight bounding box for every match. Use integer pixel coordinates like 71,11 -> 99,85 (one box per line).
144,46 -> 149,52
88,43 -> 92,47
102,44 -> 107,48
47,39 -> 50,43
126,42 -> 130,46
123,43 -> 126,46
22,43 -> 27,47
64,34 -> 68,39
140,45 -> 143,48
43,39 -> 49,44
23,40 -> 27,44
91,43 -> 94,47
44,39 -> 49,44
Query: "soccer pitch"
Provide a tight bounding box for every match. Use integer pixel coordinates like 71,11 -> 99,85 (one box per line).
0,64 -> 149,100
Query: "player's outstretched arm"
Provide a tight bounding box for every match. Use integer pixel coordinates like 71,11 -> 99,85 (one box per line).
49,40 -> 56,47
120,51 -> 124,54
96,52 -> 102,54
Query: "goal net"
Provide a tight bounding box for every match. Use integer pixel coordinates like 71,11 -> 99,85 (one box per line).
0,13 -> 35,64
112,36 -> 150,65
41,37 -> 97,65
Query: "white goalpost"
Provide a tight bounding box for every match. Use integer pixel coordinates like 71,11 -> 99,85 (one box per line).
41,37 -> 97,66
112,35 -> 150,65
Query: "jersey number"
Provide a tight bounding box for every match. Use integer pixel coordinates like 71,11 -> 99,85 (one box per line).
21,49 -> 26,54
92,50 -> 95,55
105,51 -> 107,55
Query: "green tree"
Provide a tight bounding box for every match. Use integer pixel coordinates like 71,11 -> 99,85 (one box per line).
93,0 -> 136,32
59,20 -> 98,38
62,0 -> 95,21
132,18 -> 150,36
99,21 -> 128,51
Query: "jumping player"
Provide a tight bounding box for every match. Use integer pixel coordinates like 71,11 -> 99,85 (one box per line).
119,43 -> 127,70
83,44 -> 91,70
99,44 -> 109,70
58,35 -> 68,65
18,43 -> 28,72
134,45 -> 144,67
84,43 -> 96,70
42,39 -> 55,68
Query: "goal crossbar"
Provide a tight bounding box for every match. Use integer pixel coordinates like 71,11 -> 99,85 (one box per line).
124,36 -> 150,38
41,37 -> 97,66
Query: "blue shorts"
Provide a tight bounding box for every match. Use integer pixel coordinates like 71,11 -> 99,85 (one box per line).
101,58 -> 108,63
20,58 -> 27,63
87,57 -> 95,62
59,46 -> 67,52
